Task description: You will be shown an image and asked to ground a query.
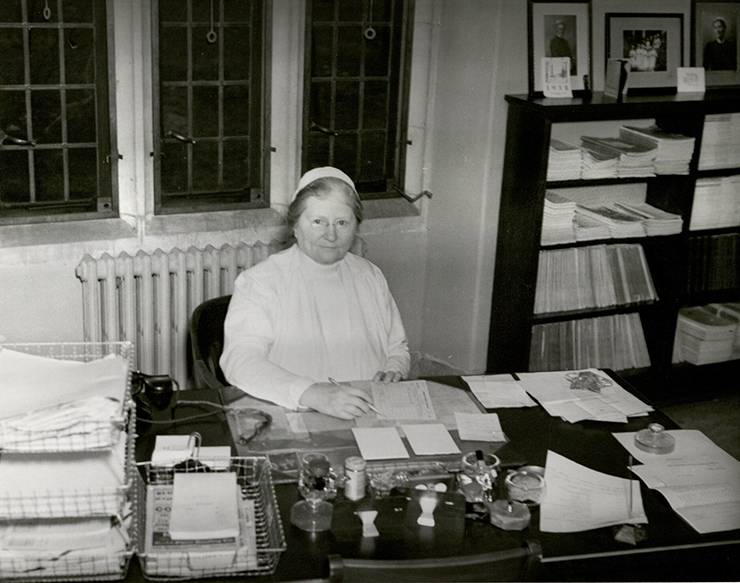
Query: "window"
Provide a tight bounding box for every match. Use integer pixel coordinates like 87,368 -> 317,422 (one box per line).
303,0 -> 413,200
0,0 -> 114,225
153,0 -> 268,215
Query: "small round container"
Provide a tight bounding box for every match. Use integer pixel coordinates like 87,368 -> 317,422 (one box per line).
458,451 -> 501,502
635,423 -> 676,454
505,469 -> 545,505
344,456 -> 367,501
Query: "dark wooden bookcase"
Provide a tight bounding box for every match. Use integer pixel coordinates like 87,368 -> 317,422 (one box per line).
487,91 -> 740,403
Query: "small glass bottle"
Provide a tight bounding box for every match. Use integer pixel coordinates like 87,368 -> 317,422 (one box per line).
344,456 -> 367,501
634,423 -> 676,454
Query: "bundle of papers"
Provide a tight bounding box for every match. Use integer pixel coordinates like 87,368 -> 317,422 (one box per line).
674,306 -> 737,365
613,429 -> 740,533
540,450 -> 647,533
575,204 -> 646,238
690,176 -> 740,230
619,125 -> 695,175
581,145 -> 618,179
698,113 -> 740,170
0,514 -> 131,579
0,348 -> 129,452
516,369 -> 653,424
462,374 -> 537,409
574,213 -> 612,241
580,136 -> 656,178
612,201 -> 683,236
547,139 -> 582,181
0,434 -> 127,519
541,191 -> 577,245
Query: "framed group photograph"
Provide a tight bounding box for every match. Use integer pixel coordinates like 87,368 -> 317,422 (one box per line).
692,0 -> 740,87
605,13 -> 684,91
528,0 -> 592,96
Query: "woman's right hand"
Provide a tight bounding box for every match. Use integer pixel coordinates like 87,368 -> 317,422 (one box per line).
299,382 -> 373,419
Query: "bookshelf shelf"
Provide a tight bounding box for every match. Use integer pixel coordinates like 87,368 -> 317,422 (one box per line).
488,91 -> 740,402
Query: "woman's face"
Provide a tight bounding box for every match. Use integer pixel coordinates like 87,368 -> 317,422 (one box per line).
294,192 -> 358,264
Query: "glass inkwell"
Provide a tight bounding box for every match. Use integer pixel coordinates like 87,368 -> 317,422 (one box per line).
290,453 -> 337,532
634,423 -> 675,455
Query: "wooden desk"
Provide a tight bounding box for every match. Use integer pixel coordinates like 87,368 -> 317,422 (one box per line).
130,378 -> 740,581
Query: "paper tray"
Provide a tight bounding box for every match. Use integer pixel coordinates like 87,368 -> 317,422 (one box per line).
0,342 -> 134,453
136,456 -> 286,580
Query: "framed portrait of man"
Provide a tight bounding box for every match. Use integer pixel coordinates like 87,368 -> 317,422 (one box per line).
692,1 -> 740,86
528,1 -> 592,96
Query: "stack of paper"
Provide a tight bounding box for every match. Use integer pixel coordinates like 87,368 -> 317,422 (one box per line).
575,205 -> 646,238
613,201 -> 683,236
540,450 -> 647,533
581,136 -> 656,178
674,306 -> 737,365
462,374 -> 537,409
699,113 -> 740,170
541,191 -> 577,244
690,176 -> 740,230
581,145 -> 618,179
574,213 -> 612,241
704,302 -> 740,350
516,369 -> 653,424
547,139 -> 582,181
613,429 -> 740,533
619,125 -> 695,175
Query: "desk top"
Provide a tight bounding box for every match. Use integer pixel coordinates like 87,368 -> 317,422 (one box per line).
132,375 -> 740,582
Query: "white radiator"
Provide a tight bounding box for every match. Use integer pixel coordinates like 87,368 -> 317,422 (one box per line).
75,241 -> 285,389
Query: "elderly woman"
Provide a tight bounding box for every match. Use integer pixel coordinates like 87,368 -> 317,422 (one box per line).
221,167 -> 410,419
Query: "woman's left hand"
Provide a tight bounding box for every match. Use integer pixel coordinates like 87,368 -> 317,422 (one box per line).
373,370 -> 402,383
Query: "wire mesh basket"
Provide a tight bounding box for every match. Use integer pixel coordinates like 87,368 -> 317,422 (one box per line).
0,342 -> 134,453
136,456 -> 287,580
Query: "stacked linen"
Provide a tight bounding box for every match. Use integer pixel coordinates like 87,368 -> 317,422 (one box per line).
547,139 -> 582,181
541,191 -> 577,244
613,201 -> 683,236
580,136 -> 656,178
619,125 -> 695,175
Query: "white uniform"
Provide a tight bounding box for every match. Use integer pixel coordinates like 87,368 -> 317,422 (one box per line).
221,245 -> 410,409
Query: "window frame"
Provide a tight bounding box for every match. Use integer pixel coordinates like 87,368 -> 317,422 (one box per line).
0,0 -> 118,227
150,0 -> 272,216
301,0 -> 415,201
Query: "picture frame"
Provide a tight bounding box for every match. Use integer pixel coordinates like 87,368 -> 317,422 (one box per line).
605,13 -> 684,92
528,1 -> 592,96
691,1 -> 740,87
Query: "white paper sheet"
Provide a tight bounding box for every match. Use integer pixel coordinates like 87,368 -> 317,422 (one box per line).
462,374 -> 538,408
455,412 -> 507,442
0,349 -> 129,420
613,429 -> 740,533
368,380 -> 437,420
517,369 -> 652,423
169,473 -> 240,540
540,450 -> 647,533
401,423 -> 460,455
351,427 -> 409,460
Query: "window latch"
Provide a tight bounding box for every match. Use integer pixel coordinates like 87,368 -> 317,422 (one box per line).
393,186 -> 433,203
165,130 -> 197,144
0,130 -> 35,147
310,120 -> 339,136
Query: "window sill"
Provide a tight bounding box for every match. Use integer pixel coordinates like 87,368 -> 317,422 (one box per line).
0,218 -> 137,249
361,198 -> 424,233
145,207 -> 285,237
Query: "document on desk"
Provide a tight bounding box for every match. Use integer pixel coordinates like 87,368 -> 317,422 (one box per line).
462,374 -> 538,408
613,429 -> 740,533
540,450 -> 647,532
455,412 -> 508,442
362,380 -> 437,420
351,427 -> 409,460
169,472 -> 240,540
517,369 -> 653,423
0,348 -> 129,420
402,423 -> 461,455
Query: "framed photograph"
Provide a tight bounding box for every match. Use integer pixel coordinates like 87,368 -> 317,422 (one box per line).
605,13 -> 684,91
528,1 -> 592,96
692,1 -> 740,87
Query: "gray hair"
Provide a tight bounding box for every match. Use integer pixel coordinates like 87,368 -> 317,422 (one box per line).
286,176 -> 363,231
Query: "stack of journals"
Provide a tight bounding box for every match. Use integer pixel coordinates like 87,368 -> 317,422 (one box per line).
690,176 -> 740,230
529,313 -> 651,372
575,204 -> 646,238
619,125 -> 695,174
534,244 -> 657,313
613,201 -> 683,235
581,145 -> 618,179
574,214 -> 612,241
580,136 -> 656,178
541,191 -> 577,244
674,306 -> 737,365
686,233 -> 740,293
547,139 -> 582,181
699,113 -> 740,170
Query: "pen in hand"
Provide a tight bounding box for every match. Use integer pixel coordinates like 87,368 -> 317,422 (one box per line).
328,377 -> 384,417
